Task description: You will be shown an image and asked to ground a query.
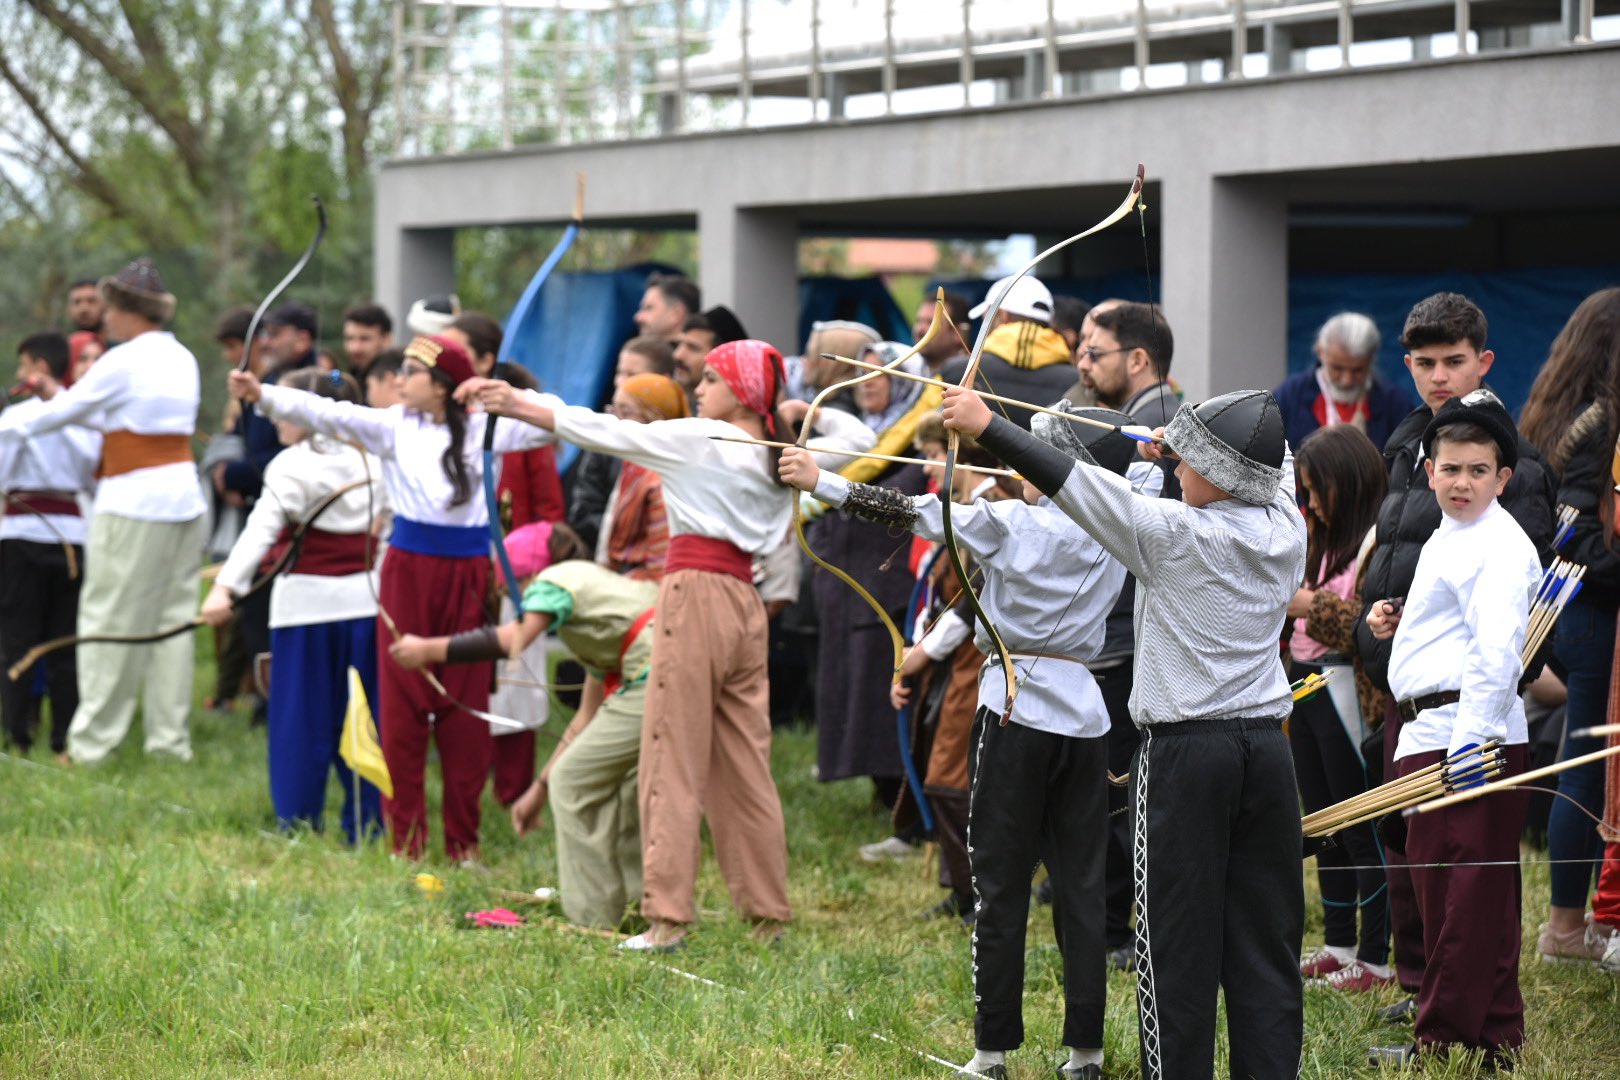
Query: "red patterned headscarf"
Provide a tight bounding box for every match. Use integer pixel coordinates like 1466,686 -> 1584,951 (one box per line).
704,339 -> 783,434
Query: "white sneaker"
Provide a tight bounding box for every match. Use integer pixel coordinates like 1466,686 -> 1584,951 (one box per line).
1599,925 -> 1620,976
859,835 -> 921,863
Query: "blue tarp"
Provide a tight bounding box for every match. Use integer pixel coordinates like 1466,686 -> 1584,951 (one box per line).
798,276 -> 911,348
1288,266 -> 1620,416
502,261 -> 681,472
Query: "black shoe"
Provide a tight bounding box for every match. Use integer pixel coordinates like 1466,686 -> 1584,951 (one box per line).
922,893 -> 976,928
1034,875 -> 1054,905
1367,1042 -> 1420,1068
1106,944 -> 1134,972
1376,995 -> 1417,1024
1057,1064 -> 1104,1079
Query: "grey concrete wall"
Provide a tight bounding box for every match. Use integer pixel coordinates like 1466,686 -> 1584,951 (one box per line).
376,43 -> 1620,399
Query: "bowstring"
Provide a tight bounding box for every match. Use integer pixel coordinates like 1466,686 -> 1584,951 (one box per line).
995,195 -> 1162,705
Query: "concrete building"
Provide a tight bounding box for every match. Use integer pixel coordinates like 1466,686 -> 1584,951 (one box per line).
378,0 -> 1620,398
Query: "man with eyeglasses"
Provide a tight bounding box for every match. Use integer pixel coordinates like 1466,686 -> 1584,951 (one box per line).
1072,300 -> 1181,971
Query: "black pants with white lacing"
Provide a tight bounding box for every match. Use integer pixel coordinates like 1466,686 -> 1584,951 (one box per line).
967,707 -> 1107,1052
1129,717 -> 1303,1080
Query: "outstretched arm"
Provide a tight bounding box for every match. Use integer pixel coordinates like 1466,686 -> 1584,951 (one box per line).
390,610 -> 555,669
234,372 -> 398,458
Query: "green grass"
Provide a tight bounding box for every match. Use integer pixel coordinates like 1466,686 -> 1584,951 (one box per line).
1,647 -> 1617,1078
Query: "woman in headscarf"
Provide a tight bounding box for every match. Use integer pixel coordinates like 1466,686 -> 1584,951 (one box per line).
596,373 -> 689,581
811,342 -> 940,811
458,341 -> 870,950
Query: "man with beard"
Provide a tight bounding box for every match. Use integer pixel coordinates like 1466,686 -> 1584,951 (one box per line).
1274,312 -> 1413,452
1071,299 -> 1179,964
65,278 -> 105,337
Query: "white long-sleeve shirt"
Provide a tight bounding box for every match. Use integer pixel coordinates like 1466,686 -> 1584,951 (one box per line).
0,397 -> 100,546
1048,449 -> 1306,726
214,435 -> 387,628
0,331 -> 204,521
813,470 -> 1124,738
1389,498 -> 1539,758
531,392 -> 793,555
256,385 -> 549,526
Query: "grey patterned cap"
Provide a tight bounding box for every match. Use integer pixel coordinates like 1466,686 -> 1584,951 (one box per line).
1163,390 -> 1286,505
1030,401 -> 1137,477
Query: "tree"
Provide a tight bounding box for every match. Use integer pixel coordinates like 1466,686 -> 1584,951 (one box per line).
0,0 -> 392,426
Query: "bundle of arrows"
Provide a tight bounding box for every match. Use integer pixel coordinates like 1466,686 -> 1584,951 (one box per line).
1301,741 -> 1505,838
1523,558 -> 1586,666
1290,671 -> 1330,703
1551,503 -> 1579,549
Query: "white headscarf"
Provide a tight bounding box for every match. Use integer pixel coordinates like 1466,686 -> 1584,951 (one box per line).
856,342 -> 928,432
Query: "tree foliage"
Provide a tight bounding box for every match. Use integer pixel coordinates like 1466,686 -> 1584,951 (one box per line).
0,0 -> 391,426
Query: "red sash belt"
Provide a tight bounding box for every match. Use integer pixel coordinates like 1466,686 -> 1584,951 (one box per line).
98,430 -> 192,478
602,607 -> 657,697
258,526 -> 376,578
292,528 -> 377,577
664,534 -> 753,583
5,491 -> 81,517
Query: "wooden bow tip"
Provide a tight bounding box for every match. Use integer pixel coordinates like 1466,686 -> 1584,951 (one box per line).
1133,163 -> 1145,192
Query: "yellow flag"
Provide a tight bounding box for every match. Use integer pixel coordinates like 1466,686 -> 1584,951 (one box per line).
340,666 -> 392,799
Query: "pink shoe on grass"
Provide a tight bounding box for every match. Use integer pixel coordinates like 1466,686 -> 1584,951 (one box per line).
1536,916 -> 1611,966
1300,945 -> 1348,979
1323,959 -> 1396,992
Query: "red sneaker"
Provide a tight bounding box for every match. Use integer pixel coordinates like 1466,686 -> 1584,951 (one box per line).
1324,959 -> 1396,992
1300,945 -> 1348,979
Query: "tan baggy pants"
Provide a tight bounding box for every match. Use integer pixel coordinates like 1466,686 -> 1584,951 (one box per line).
67,512 -> 203,763
548,681 -> 645,929
639,569 -> 791,926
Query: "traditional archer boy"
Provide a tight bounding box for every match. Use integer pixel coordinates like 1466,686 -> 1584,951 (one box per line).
943,383 -> 1306,1080
1364,389 -> 1540,1069
782,403 -> 1144,1080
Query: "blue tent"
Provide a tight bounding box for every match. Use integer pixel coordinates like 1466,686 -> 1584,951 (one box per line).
1288,265 -> 1620,416
797,275 -> 911,348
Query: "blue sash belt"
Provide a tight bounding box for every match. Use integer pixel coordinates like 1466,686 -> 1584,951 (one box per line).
389,516 -> 488,559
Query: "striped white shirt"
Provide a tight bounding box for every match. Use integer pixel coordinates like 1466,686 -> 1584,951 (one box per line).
1049,450 -> 1306,727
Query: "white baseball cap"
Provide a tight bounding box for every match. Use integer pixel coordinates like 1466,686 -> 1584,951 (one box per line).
968,275 -> 1054,325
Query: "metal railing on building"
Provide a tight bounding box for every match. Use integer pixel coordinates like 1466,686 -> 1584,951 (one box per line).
390,0 -> 1609,157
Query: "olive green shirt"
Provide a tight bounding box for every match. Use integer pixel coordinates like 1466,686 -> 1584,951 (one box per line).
523,560 -> 658,691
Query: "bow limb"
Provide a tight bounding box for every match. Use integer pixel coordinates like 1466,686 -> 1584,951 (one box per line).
240,476 -> 371,599
487,174 -> 586,615
941,382 -> 1017,722
950,165 -> 1148,725
237,196 -> 328,372
8,620 -> 204,682
792,291 -> 949,683
2,492 -> 80,580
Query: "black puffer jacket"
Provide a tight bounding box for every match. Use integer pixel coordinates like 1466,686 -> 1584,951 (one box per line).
1548,402 -> 1620,612
1354,402 -> 1557,692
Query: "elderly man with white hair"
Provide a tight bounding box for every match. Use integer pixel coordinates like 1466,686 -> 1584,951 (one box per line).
1274,311 -> 1414,452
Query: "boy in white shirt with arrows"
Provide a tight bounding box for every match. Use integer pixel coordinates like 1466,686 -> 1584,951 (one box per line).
1365,388 -> 1541,1069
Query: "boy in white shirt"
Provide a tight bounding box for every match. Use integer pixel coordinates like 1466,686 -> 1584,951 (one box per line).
1365,389 -> 1541,1068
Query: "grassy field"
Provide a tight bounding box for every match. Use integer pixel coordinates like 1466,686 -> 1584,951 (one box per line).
2,648 -> 1617,1079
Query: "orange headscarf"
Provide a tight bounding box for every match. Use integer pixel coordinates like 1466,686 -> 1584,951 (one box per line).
620,373 -> 690,421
